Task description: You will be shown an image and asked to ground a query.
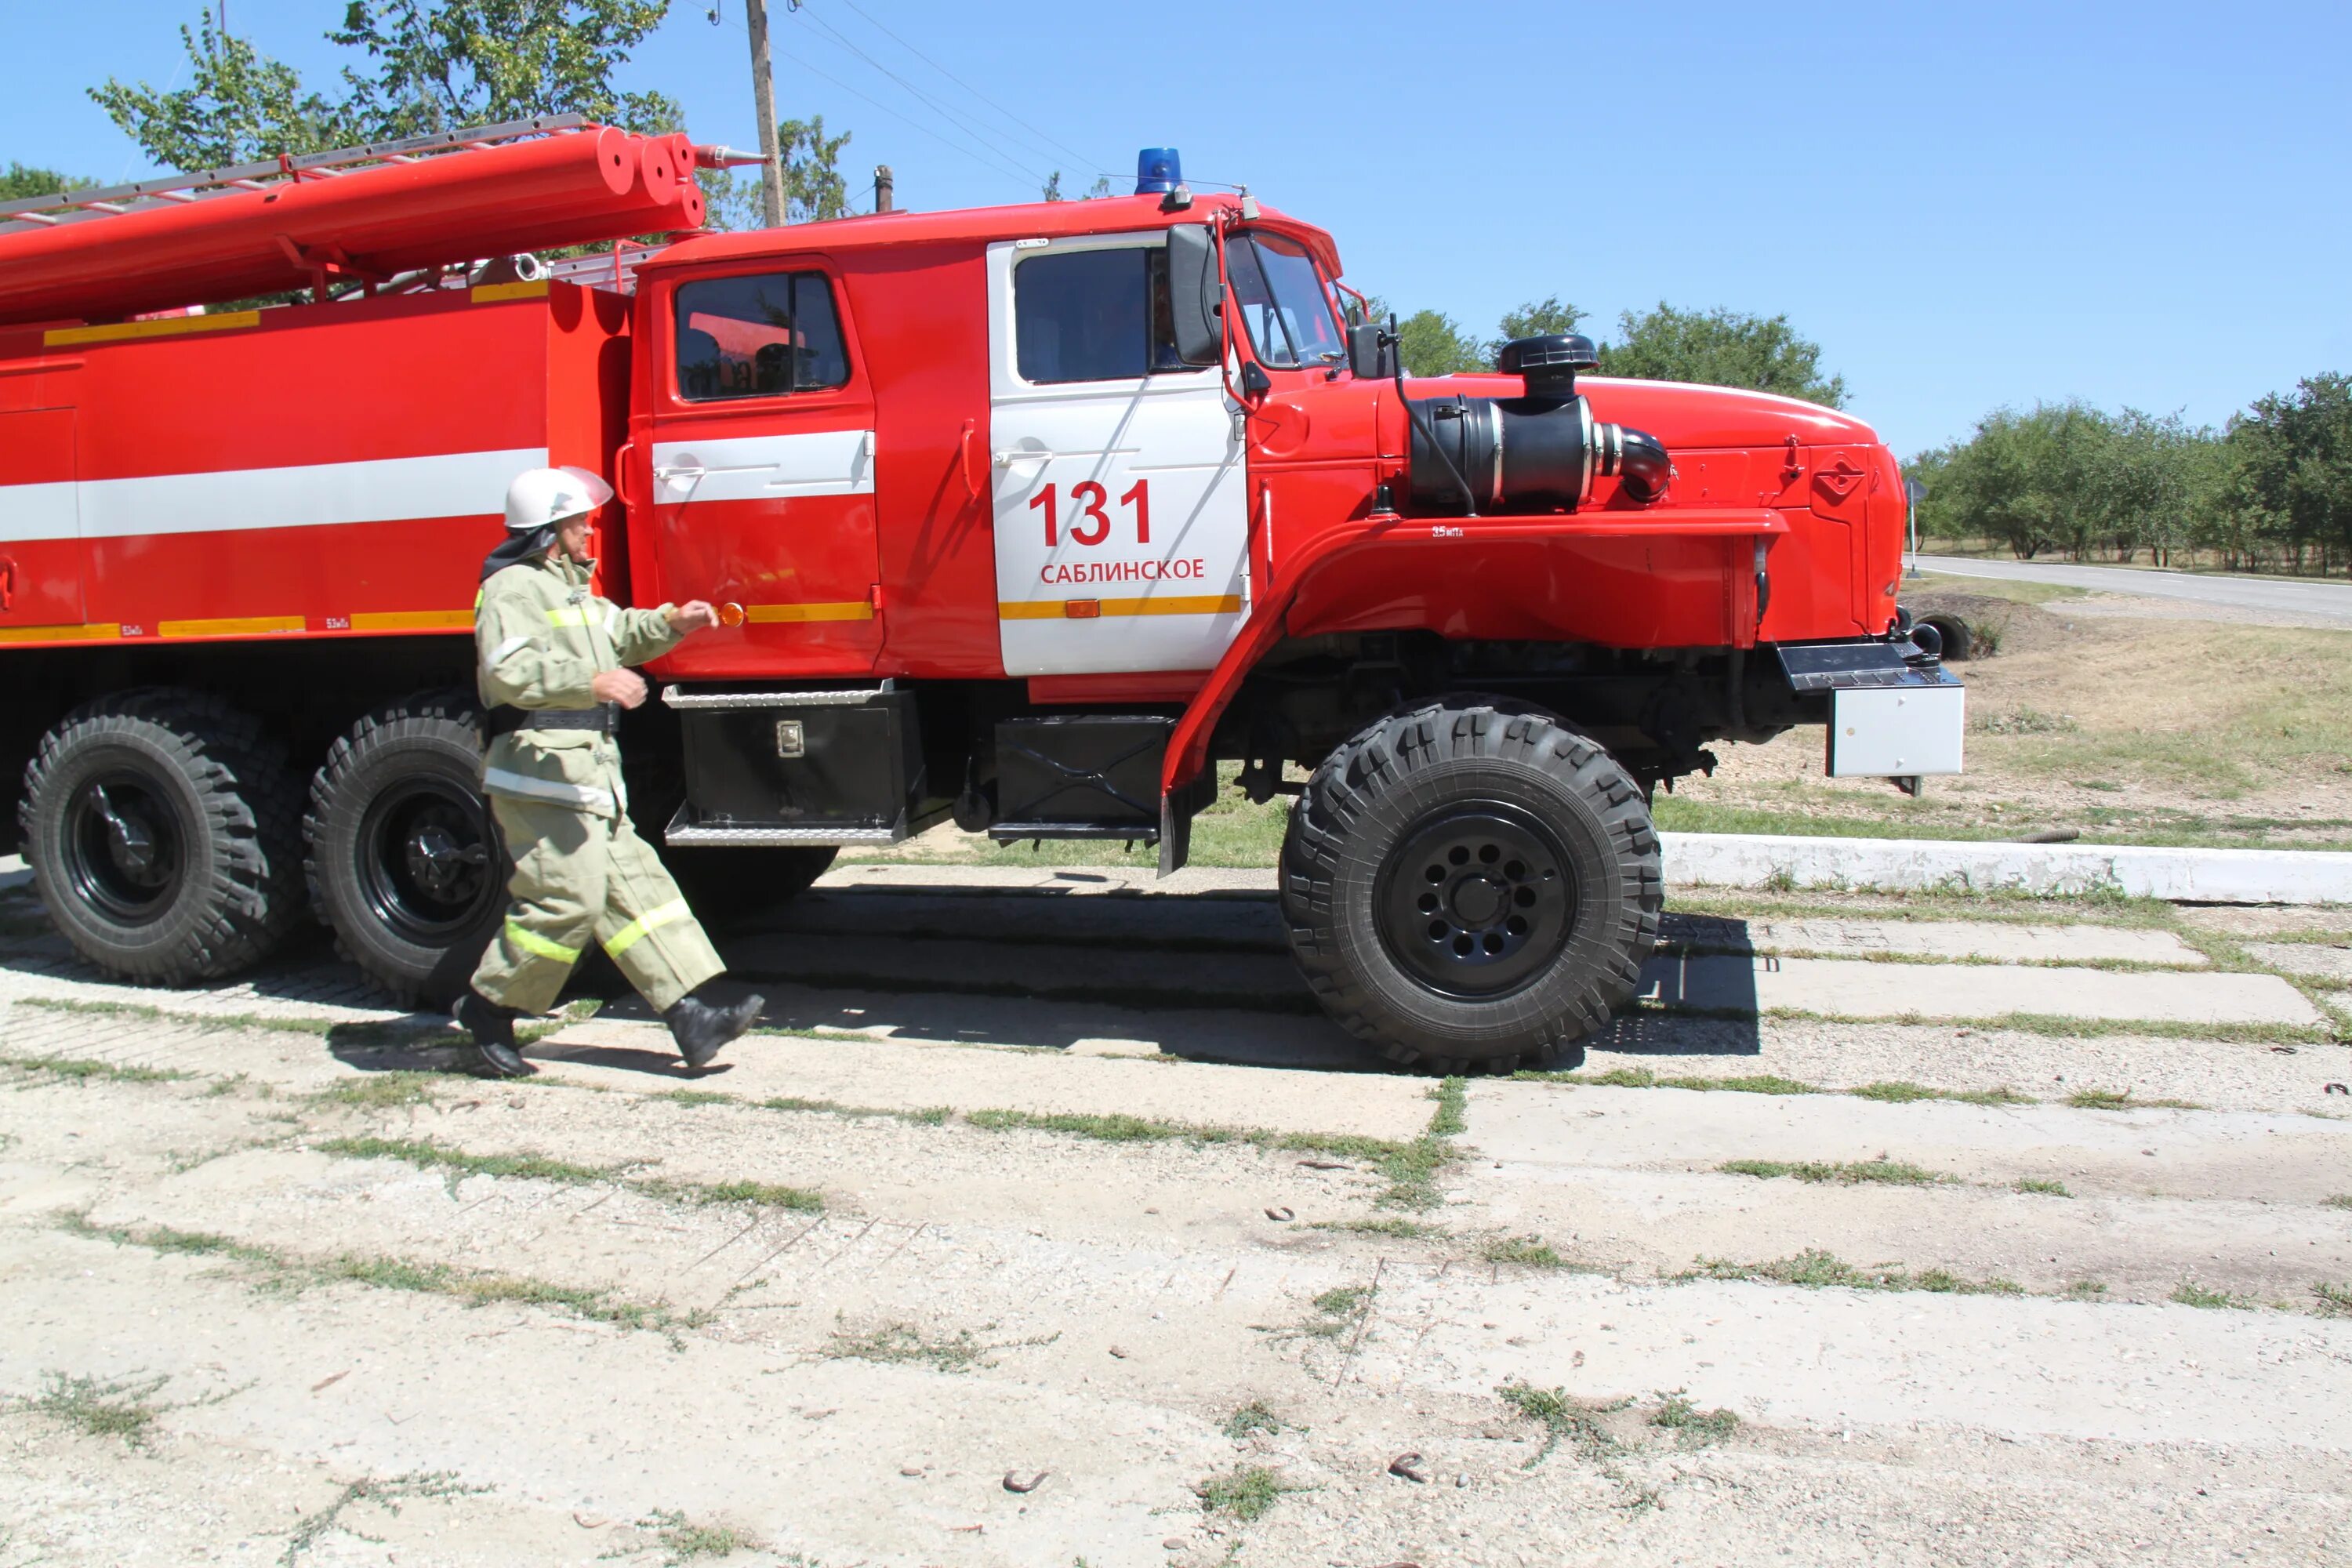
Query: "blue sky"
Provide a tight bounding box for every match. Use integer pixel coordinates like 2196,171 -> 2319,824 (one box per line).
10,1 -> 2348,456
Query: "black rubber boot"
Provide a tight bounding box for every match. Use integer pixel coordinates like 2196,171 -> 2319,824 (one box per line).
664,989 -> 765,1069
451,989 -> 532,1078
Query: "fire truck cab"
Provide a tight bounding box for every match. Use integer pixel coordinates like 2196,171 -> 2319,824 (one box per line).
0,125 -> 1961,1073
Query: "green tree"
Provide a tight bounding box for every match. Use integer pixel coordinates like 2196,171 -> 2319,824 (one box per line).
1393,309 -> 1486,376
93,2 -> 678,172
1488,295 -> 1585,363
1596,302 -> 1846,408
1040,170 -> 1063,201
91,9 -> 359,168
1,163 -> 90,201
328,1 -> 678,137
776,116 -> 850,223
2227,374 -> 2352,575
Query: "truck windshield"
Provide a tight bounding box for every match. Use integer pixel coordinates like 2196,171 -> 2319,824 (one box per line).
1225,233 -> 1344,369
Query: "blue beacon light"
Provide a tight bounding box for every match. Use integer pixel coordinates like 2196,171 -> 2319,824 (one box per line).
1134,148 -> 1181,195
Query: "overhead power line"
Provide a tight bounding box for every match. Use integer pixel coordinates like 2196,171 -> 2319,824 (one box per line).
829,0 -> 1117,180
789,4 -> 1061,189
770,38 -> 1040,195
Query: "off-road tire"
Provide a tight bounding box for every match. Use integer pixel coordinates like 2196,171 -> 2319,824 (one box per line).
304,690 -> 504,1007
1280,697 -> 1661,1073
19,689 -> 306,984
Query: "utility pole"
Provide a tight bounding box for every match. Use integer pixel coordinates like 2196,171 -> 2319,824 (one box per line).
744,0 -> 786,227
873,165 -> 894,213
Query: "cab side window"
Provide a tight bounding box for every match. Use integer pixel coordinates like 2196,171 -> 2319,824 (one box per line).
1014,245 -> 1185,383
675,271 -> 849,401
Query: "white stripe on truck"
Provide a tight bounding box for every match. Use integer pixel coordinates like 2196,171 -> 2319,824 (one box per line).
0,447 -> 548,541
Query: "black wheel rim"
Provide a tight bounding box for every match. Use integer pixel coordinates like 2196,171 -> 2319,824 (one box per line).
356,776 -> 499,944
1375,800 -> 1577,1000
63,770 -> 189,926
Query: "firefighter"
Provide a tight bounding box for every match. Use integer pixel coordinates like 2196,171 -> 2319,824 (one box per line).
452,464 -> 764,1078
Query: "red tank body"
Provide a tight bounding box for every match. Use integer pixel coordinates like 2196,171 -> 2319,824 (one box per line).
0,126 -> 1956,1065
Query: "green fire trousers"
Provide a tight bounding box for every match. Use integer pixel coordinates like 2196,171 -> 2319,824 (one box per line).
469,793 -> 724,1018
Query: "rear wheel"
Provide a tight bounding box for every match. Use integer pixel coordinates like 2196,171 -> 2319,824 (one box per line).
18,690 -> 306,984
304,691 -> 504,1007
1280,698 -> 1661,1073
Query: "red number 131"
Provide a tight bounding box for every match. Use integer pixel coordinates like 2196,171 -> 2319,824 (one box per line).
1029,478 -> 1151,547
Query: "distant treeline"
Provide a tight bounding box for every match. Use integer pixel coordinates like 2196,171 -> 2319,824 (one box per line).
1909,378 -> 2352,572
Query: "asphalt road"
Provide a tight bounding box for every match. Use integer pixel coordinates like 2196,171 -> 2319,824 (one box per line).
1916,554 -> 2352,626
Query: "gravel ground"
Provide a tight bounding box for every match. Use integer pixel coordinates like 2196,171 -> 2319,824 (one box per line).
2,862 -> 2348,1566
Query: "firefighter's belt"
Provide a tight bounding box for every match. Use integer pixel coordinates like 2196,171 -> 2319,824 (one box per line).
486,703 -> 621,738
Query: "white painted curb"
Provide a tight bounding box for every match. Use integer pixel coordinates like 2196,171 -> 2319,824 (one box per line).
1663,833 -> 2352,906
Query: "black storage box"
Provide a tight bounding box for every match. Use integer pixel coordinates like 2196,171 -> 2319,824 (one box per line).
992,714 -> 1171,840
670,689 -> 922,844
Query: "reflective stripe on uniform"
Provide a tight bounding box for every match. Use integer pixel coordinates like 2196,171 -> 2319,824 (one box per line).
602,898 -> 692,958
481,765 -> 616,812
544,604 -> 604,628
486,634 -> 533,667
505,920 -> 581,964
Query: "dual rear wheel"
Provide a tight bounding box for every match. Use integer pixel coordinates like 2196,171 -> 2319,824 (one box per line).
18,687 -> 832,1006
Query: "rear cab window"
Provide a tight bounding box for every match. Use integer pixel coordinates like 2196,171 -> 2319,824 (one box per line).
1013,244 -> 1189,384
674,271 -> 849,400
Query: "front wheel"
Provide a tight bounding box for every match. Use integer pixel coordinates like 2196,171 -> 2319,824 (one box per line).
1280,699 -> 1661,1073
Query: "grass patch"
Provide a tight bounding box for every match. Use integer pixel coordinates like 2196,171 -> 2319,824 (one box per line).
960,1102 -> 1450,1209
1482,1234 -> 1577,1269
1528,1067 -> 2042,1108
314,1134 -> 611,1189
1523,1065 -> 1821,1096
1685,1248 -> 2023,1297
2313,1283 -> 2352,1319
2061,1279 -> 2110,1301
1195,1464 -> 1299,1523
2170,1279 -> 2249,1310
2067,1089 -> 2205,1111
1496,1381 -> 1624,1469
67,1214 -> 706,1340
1716,1158 -> 1955,1187
644,1178 -> 823,1213
279,1473 -> 484,1566
13,994 -> 353,1037
1296,1283 -> 1373,1341
1650,1392 -> 1740,1448
822,1320 -> 1031,1374
314,1133 -> 825,1212
2016,1178 -> 2073,1197
1308,1217 -> 1439,1239
20,1371 -> 170,1447
1220,1399 -> 1284,1439
638,1508 -> 762,1565
0,1050 -> 194,1085
310,1072 -> 446,1109
2323,1195 -> 2352,1210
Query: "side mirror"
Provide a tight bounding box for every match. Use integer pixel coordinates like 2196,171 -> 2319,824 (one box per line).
1167,225 -> 1223,367
1346,321 -> 1392,379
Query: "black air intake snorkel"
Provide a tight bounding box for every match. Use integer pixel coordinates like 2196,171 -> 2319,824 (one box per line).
1402,334 -> 1671,514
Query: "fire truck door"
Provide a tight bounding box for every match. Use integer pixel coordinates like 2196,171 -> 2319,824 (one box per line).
0,408 -> 85,633
648,267 -> 881,675
985,234 -> 1247,677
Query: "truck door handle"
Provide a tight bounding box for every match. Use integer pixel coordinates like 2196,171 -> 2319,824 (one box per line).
958,421 -> 982,496
653,463 -> 705,484
0,558 -> 13,612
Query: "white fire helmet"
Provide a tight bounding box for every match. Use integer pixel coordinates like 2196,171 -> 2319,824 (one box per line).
503,465 -> 614,532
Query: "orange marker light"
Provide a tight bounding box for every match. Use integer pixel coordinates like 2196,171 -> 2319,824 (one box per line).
718,601 -> 746,628
1064,599 -> 1101,619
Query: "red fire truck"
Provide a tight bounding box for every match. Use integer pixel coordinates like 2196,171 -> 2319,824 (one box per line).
0,118 -> 1959,1072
